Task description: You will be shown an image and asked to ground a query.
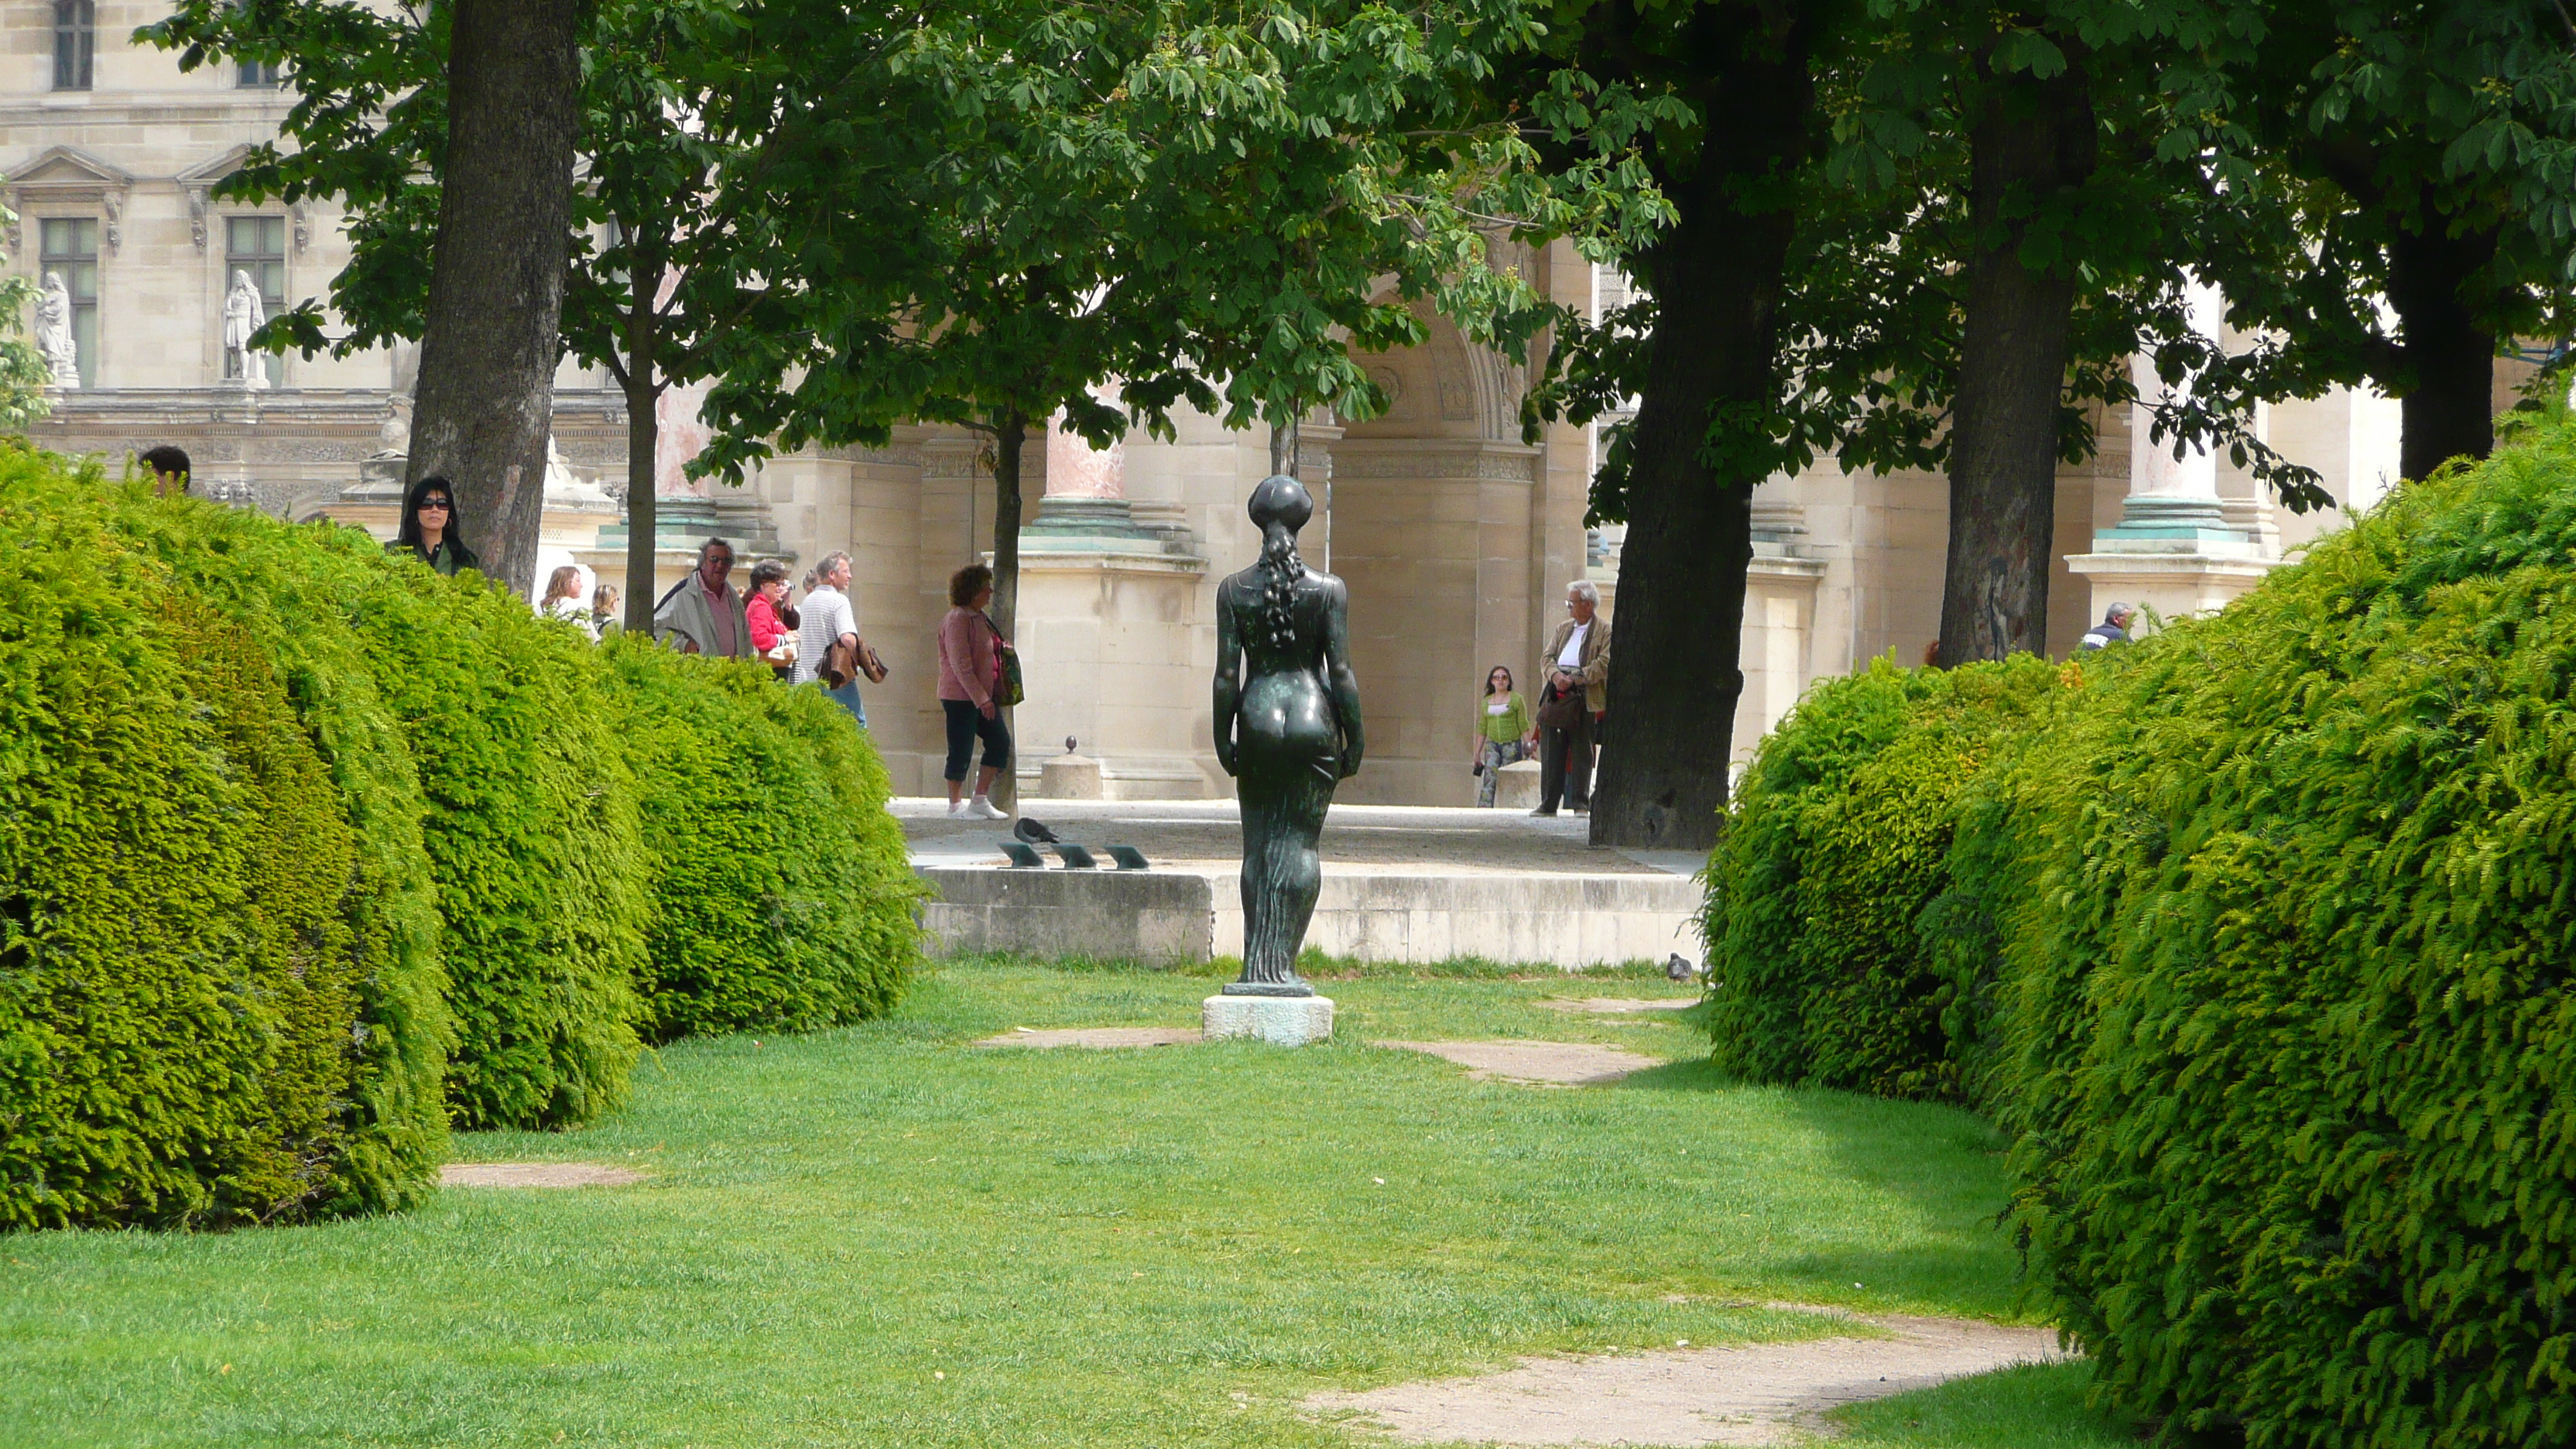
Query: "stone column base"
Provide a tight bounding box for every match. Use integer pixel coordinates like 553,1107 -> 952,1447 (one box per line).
1203,994 -> 1335,1047
2064,543 -> 2280,632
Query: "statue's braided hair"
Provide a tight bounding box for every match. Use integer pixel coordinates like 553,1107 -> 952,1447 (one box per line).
1244,473 -> 1317,650
1256,527 -> 1306,648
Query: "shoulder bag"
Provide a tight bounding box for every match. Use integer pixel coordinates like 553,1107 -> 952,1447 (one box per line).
982,612 -> 1025,708
1535,682 -> 1582,731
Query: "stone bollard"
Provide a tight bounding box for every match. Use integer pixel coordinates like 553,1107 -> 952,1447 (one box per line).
1495,759 -> 1542,810
1038,752 -> 1105,800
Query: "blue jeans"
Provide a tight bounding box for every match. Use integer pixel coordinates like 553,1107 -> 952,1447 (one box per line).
820,679 -> 866,728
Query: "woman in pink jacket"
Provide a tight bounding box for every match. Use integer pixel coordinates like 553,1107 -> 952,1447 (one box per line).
937,564 -> 1012,819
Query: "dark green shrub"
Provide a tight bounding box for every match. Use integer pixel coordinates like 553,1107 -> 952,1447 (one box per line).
1698,653 -> 2064,1101
606,638 -> 919,1040
1982,420 -> 2576,1447
0,448 -> 427,1227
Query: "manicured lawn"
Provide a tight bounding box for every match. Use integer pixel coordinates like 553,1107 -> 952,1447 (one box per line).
1,961 -> 2123,1447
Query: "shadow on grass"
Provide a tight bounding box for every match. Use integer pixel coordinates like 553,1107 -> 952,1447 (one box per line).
1828,1362 -> 2132,1448
1612,1055 -> 1738,1092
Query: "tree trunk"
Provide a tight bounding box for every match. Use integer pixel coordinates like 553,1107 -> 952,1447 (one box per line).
1936,54 -> 2095,666
406,0 -> 581,598
620,266 -> 663,635
1590,21 -> 1815,852
988,411 -> 1029,812
621,375 -> 660,635
1270,414 -> 1299,476
2385,223 -> 2500,483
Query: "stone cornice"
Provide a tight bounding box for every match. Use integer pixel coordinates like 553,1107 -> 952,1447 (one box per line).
26,389 -> 634,448
1329,439 -> 1542,483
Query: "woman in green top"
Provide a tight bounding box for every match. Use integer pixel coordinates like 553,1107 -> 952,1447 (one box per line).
387,474 -> 481,577
1473,665 -> 1535,807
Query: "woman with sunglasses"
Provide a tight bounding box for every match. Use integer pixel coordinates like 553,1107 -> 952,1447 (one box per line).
389,474 -> 479,576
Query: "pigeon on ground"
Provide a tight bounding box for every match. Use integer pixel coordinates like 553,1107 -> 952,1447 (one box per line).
1013,817 -> 1061,844
1667,954 -> 1696,982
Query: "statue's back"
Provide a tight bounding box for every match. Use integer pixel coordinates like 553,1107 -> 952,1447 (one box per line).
1221,566 -> 1342,782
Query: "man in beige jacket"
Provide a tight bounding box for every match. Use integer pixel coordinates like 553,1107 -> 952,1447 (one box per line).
1536,579 -> 1610,815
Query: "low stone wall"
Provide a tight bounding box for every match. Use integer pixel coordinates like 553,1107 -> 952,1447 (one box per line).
919,864 -> 1699,968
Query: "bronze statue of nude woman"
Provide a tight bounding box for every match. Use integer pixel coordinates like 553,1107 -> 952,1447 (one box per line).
1213,474 -> 1365,995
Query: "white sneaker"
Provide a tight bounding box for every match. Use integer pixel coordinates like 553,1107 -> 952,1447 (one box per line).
947,799 -> 969,818
968,796 -> 1009,820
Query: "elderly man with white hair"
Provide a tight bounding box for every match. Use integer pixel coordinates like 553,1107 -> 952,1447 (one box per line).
1533,578 -> 1611,816
794,549 -> 869,726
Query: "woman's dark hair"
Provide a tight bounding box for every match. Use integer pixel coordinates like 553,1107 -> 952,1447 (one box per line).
1485,666 -> 1514,696
749,560 -> 790,589
394,474 -> 478,570
949,563 -> 994,608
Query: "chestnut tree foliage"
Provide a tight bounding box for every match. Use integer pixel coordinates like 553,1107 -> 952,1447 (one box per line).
148,0 -> 1670,635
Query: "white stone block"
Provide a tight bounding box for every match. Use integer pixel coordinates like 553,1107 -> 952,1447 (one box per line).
1495,759 -> 1542,810
1202,993 -> 1335,1047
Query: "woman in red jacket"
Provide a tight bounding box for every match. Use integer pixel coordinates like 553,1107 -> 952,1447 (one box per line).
745,560 -> 799,682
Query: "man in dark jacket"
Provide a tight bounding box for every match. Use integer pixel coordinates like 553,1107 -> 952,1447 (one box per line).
2078,602 -> 2136,651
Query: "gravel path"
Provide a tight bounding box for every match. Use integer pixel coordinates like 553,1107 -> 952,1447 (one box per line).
1375,1040 -> 1666,1085
1305,1312 -> 2069,1446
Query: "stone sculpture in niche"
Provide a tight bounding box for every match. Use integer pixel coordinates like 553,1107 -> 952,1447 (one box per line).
33,272 -> 78,387
1211,474 -> 1365,995
224,269 -> 266,389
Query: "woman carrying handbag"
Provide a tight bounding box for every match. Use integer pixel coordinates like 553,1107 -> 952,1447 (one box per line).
936,564 -> 1016,819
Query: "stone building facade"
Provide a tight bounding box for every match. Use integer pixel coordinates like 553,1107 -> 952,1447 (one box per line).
6,5 -> 2454,804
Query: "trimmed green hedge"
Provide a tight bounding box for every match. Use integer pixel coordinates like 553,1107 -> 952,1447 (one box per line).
609,637 -> 917,1041
1978,428 -> 2576,1447
1697,653 -> 2064,1101
101,471 -> 648,1132
1703,418 -> 2576,1446
0,444 -> 919,1228
350,567 -> 649,1130
0,447 -> 440,1227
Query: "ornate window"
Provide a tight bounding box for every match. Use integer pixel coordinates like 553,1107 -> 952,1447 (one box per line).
224,215 -> 287,385
39,218 -> 99,387
53,1 -> 95,91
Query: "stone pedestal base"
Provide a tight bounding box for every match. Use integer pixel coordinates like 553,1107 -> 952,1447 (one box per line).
1039,752 -> 1105,800
1203,993 -> 1334,1047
